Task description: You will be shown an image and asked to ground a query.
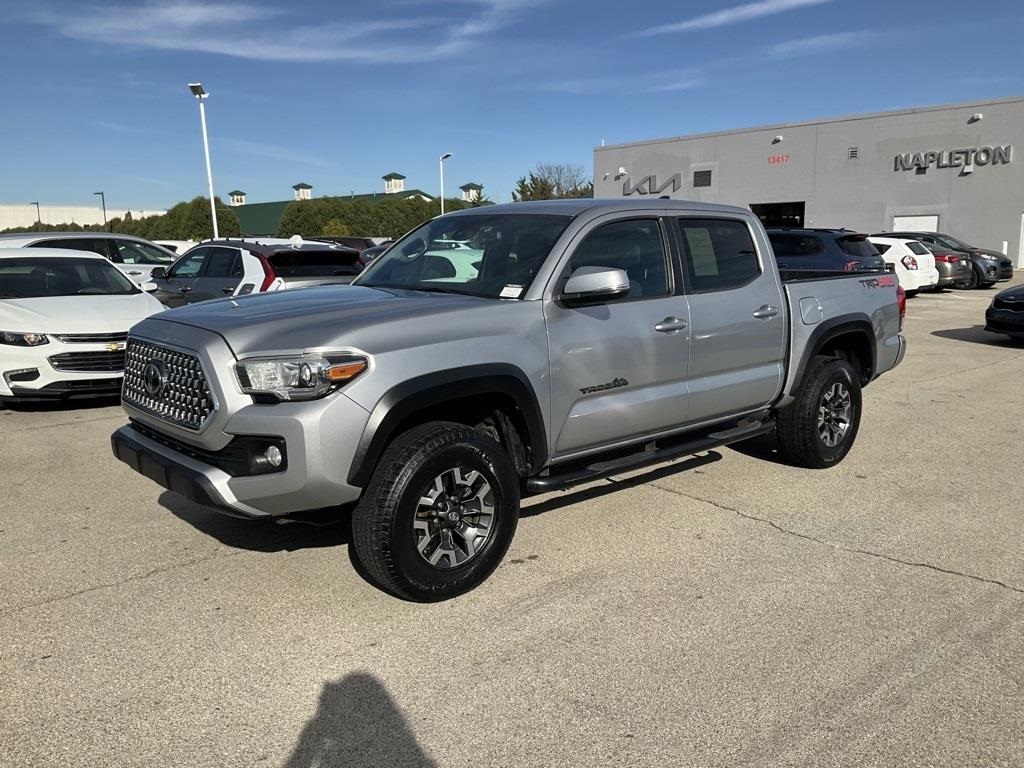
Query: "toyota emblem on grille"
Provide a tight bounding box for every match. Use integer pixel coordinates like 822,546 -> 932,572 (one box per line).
142,360 -> 168,398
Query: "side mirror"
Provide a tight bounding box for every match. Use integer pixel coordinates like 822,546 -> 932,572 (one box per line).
561,266 -> 630,304
141,281 -> 159,293
150,267 -> 166,279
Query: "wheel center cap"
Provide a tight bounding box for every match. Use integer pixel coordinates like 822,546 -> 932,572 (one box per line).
447,509 -> 461,522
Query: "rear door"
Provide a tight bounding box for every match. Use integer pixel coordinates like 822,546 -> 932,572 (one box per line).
544,213 -> 691,457
675,216 -> 787,424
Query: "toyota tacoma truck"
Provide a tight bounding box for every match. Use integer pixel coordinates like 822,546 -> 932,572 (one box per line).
111,200 -> 906,600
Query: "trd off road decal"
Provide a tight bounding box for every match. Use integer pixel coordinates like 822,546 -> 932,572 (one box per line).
580,377 -> 629,395
858,275 -> 896,289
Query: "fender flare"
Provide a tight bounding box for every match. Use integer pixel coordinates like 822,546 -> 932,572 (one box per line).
347,364 -> 547,487
789,314 -> 876,396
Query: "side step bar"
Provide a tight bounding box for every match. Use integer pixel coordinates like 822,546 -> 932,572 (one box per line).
526,414 -> 775,494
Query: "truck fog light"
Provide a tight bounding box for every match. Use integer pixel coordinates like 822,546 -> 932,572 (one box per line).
265,445 -> 283,467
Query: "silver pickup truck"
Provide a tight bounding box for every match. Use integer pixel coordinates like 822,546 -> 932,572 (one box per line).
111,200 -> 906,600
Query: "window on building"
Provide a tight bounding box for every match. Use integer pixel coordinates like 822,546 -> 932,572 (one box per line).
848,147 -> 859,159
693,170 -> 712,188
677,218 -> 760,292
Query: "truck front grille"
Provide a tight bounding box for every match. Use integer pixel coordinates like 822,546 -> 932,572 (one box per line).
122,340 -> 215,431
48,350 -> 126,372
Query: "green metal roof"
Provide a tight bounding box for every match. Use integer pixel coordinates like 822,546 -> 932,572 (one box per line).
232,190 -> 436,236
382,172 -> 406,180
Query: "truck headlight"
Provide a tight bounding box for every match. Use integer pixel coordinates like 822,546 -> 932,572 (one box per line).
235,355 -> 367,401
0,331 -> 49,346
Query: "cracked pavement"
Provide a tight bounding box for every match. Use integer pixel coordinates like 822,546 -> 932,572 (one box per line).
1,280 -> 1023,767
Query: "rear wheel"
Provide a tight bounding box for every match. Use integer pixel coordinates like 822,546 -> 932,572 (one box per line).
904,289 -> 918,298
777,357 -> 862,468
353,421 -> 520,601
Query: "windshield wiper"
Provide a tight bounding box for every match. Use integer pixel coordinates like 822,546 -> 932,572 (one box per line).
368,284 -> 474,296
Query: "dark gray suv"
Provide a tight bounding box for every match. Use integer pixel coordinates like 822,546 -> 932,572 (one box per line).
767,229 -> 886,273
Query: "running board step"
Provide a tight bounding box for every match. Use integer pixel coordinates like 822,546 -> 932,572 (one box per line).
526,415 -> 774,494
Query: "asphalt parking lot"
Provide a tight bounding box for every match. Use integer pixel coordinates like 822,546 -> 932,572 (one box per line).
2,280 -> 1023,768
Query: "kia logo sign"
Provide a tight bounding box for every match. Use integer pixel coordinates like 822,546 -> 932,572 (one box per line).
623,173 -> 682,196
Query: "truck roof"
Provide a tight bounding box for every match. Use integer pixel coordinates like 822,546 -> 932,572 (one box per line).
444,198 -> 753,218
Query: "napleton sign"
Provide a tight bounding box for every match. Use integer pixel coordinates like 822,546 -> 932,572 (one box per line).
894,145 -> 1012,172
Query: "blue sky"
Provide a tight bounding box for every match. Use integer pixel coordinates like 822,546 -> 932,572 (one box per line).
1,0 -> 1022,209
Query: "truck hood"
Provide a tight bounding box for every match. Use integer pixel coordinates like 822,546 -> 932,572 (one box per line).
0,293 -> 164,334
148,284 -> 521,356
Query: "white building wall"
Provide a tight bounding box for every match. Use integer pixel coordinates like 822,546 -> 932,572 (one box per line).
0,205 -> 167,230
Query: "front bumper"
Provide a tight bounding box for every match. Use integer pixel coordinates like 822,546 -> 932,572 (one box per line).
112,391 -> 371,518
985,308 -> 1024,338
1,340 -> 125,399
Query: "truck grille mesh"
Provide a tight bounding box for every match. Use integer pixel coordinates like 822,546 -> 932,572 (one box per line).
122,340 -> 215,430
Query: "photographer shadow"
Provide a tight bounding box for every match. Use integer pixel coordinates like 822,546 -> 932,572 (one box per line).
284,673 -> 436,768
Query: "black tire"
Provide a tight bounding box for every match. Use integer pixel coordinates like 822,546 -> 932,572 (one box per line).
777,357 -> 862,469
980,282 -> 996,289
352,421 -> 519,601
955,267 -> 980,290
904,289 -> 918,298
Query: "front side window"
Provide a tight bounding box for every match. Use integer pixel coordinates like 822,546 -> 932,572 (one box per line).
678,218 -> 760,292
170,248 -> 208,278
356,214 -> 571,298
0,257 -> 138,298
936,234 -> 971,251
568,219 -> 669,299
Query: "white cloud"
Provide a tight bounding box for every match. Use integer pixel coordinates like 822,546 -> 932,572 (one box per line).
27,0 -> 540,64
536,70 -> 705,95
633,0 -> 833,37
218,138 -> 337,169
766,30 -> 874,59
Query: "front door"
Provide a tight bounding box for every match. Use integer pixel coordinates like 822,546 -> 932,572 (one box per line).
545,215 -> 691,458
674,217 -> 787,423
154,247 -> 208,307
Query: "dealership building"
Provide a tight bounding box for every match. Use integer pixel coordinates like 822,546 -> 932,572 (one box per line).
593,96 -> 1024,267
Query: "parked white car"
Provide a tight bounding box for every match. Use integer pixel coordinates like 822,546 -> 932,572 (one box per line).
0,232 -> 177,286
868,236 -> 940,296
153,240 -> 197,254
0,248 -> 164,402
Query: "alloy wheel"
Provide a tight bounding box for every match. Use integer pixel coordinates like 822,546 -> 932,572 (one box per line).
412,467 -> 496,569
817,382 -> 852,447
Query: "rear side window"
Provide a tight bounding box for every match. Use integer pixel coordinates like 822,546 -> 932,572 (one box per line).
269,249 -> 362,278
873,243 -> 891,254
767,233 -> 823,257
31,238 -> 113,260
906,241 -> 929,256
837,235 -> 879,258
204,247 -> 242,278
677,218 -> 760,292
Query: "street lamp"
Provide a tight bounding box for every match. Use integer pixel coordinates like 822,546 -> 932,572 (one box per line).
93,191 -> 107,230
439,152 -> 453,215
188,82 -> 219,239
29,202 -> 41,231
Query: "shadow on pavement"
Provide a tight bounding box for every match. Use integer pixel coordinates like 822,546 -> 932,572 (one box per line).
284,673 -> 436,768
521,451 -> 723,518
726,432 -> 788,465
0,394 -> 121,412
159,491 -> 351,552
931,325 -> 1024,348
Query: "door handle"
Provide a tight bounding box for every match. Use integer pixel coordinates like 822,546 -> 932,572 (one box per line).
179,286 -> 191,294
655,316 -> 688,333
127,270 -> 143,276
753,304 -> 779,319
221,287 -> 235,294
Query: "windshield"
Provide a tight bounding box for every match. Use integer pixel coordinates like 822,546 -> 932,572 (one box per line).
354,213 -> 572,298
0,257 -> 139,298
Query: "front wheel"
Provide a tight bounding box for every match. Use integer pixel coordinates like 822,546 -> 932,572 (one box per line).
352,421 -> 520,601
777,357 -> 862,468
955,267 -> 980,290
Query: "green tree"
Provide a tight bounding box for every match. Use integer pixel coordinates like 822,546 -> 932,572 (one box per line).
513,163 -> 593,201
321,218 -> 350,236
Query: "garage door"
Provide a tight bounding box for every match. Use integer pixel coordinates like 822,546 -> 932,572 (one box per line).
892,214 -> 939,231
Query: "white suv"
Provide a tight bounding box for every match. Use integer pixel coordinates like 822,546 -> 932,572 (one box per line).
0,232 -> 177,285
868,236 -> 940,296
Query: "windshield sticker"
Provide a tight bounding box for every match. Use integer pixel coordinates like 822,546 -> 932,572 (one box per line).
500,284 -> 524,299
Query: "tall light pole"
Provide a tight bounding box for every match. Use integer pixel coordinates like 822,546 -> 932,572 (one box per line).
29,202 -> 41,231
93,191 -> 107,231
188,82 -> 219,239
439,152 -> 453,215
